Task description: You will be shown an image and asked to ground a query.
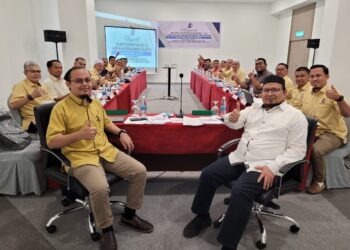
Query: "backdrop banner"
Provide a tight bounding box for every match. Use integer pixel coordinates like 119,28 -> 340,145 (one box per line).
158,21 -> 221,48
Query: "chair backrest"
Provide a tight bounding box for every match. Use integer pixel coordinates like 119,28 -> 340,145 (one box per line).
241,89 -> 254,106
34,103 -> 56,149
281,116 -> 318,193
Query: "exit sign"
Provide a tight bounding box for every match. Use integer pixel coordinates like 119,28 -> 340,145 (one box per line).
296,31 -> 304,38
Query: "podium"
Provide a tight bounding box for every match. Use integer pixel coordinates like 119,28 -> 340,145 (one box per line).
162,65 -> 177,100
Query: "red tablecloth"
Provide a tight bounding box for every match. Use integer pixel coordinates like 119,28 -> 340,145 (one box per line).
104,71 -> 147,112
190,71 -> 243,111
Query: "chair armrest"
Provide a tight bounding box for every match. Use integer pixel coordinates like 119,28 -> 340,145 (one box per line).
218,138 -> 241,158
278,159 -> 309,175
40,147 -> 71,167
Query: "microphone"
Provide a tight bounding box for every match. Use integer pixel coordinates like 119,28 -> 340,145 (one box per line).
176,73 -> 184,118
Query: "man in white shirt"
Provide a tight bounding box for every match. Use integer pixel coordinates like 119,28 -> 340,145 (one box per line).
183,75 -> 308,250
43,60 -> 69,101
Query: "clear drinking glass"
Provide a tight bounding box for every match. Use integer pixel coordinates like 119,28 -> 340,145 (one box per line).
211,101 -> 220,115
131,100 -> 140,116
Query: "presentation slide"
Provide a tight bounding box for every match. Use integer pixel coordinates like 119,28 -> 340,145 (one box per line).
105,26 -> 158,73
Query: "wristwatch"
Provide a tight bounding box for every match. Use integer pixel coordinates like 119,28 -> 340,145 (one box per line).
336,95 -> 344,102
27,94 -> 34,101
117,129 -> 127,138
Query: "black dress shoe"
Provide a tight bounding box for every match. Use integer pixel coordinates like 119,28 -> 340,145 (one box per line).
100,231 -> 117,250
120,215 -> 154,233
183,215 -> 212,238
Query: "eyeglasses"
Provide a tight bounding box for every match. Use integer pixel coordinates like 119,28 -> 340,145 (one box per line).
262,88 -> 282,93
26,70 -> 41,74
70,78 -> 92,85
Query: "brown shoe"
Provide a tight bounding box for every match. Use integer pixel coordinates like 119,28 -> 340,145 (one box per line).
307,182 -> 325,194
120,215 -> 154,233
100,231 -> 117,250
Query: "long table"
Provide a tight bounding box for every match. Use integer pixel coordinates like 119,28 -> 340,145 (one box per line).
113,121 -> 243,171
190,71 -> 241,111
104,71 -> 147,112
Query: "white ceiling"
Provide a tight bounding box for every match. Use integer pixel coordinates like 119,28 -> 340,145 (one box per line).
113,0 -> 278,3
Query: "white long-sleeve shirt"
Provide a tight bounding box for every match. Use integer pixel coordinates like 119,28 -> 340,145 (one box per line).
224,101 -> 308,175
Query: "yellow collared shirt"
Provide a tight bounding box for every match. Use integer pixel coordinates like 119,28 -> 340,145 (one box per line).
283,75 -> 294,95
287,82 -> 311,110
302,84 -> 348,143
10,79 -> 52,130
89,67 -> 101,81
106,63 -> 115,73
232,68 -> 246,85
220,68 -> 233,82
46,93 -> 118,168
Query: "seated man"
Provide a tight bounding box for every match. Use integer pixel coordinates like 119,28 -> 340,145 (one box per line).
183,75 -> 307,250
43,59 -> 69,102
89,59 -> 107,89
286,66 -> 311,110
275,63 -> 294,95
301,64 -> 348,194
9,61 -> 52,132
46,66 -> 153,250
73,57 -> 86,68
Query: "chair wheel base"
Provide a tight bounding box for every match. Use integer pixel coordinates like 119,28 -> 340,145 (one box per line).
256,240 -> 266,249
91,232 -> 100,241
290,224 -> 300,233
46,225 -> 56,234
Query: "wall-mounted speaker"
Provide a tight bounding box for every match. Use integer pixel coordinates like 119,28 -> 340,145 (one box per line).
307,39 -> 320,49
44,30 -> 67,43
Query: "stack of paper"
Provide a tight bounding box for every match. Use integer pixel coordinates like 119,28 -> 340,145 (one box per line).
148,113 -> 170,124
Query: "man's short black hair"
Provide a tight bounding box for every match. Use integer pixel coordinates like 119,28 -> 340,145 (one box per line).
310,64 -> 329,75
277,63 -> 288,70
262,75 -> 285,90
109,56 -> 116,61
64,66 -> 88,81
295,66 -> 310,74
256,58 -> 267,64
47,60 -> 61,68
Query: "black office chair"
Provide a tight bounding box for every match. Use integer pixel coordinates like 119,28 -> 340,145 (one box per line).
213,117 -> 318,249
34,103 -> 125,241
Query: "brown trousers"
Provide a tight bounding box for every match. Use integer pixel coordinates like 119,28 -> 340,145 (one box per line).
312,132 -> 343,182
71,151 -> 147,229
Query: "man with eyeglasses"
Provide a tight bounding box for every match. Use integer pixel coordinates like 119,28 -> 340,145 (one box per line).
9,61 -> 52,132
183,75 -> 307,250
275,63 -> 294,95
241,58 -> 273,97
46,66 -> 153,250
301,64 -> 348,194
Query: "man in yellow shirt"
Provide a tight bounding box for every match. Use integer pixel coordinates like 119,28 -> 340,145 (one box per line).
301,64 -> 348,194
220,59 -> 233,82
275,63 -> 294,95
89,59 -> 107,89
9,61 -> 52,132
286,66 -> 311,110
231,59 -> 246,87
46,66 -> 153,249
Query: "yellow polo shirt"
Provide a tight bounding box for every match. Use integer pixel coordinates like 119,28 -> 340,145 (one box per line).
46,94 -> 118,168
232,68 -> 246,86
10,79 -> 52,130
89,67 -> 100,81
220,68 -> 233,82
302,84 -> 348,143
284,75 -> 294,95
286,82 -> 311,110
106,63 -> 115,73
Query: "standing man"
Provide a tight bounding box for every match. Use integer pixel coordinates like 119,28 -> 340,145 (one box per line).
302,64 -> 348,194
43,60 -> 69,101
183,75 -> 307,250
286,66 -> 311,110
241,58 -> 273,96
275,63 -> 294,95
9,61 -> 52,132
46,66 -> 153,249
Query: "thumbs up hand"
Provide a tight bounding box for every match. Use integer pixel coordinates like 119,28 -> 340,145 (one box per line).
229,102 -> 241,123
31,86 -> 45,98
79,121 -> 97,140
326,85 -> 341,100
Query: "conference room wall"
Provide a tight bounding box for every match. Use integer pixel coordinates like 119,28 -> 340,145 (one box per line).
0,0 -> 61,109
95,0 -> 281,84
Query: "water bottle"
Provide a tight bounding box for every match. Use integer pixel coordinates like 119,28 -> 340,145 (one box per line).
140,96 -> 147,117
220,97 -> 227,117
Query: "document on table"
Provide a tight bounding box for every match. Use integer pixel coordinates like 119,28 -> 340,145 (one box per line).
148,113 -> 170,124
200,116 -> 223,124
183,116 -> 203,126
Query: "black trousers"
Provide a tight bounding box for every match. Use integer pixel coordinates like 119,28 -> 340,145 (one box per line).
191,156 -> 264,249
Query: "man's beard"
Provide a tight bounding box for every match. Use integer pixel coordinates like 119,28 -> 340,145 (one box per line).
256,70 -> 264,74
262,101 -> 283,110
